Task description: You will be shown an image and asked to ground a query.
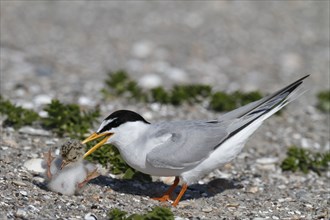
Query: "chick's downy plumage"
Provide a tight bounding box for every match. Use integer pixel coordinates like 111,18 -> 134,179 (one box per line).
45,139 -> 99,195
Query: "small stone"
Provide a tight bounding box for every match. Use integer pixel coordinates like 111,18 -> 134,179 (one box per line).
24,158 -> 46,174
202,207 -> 212,213
12,180 -> 27,186
256,157 -> 279,164
132,198 -> 140,203
38,110 -> 48,118
272,216 -> 280,219
131,41 -> 153,58
43,195 -> 51,200
15,208 -> 27,218
33,176 -> 45,183
34,94 -> 52,106
226,203 -> 240,208
2,139 -> 19,148
174,217 -> 187,220
247,186 -> 259,194
166,67 -> 187,83
256,164 -> 276,171
27,205 -> 39,212
78,96 -> 95,106
295,210 -> 301,215
138,74 -> 162,89
19,127 -> 51,136
19,190 -> 28,196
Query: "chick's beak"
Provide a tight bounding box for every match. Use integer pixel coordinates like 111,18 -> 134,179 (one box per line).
82,132 -> 113,158
60,159 -> 69,169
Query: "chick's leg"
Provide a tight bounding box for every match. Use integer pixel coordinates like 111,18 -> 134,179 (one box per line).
43,149 -> 55,179
77,169 -> 100,189
152,176 -> 180,202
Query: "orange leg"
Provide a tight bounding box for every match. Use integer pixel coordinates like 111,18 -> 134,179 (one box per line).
77,169 -> 100,189
172,183 -> 188,207
152,177 -> 180,202
44,150 -> 54,179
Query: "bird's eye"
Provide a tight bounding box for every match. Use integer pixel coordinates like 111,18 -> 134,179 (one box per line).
72,156 -> 77,160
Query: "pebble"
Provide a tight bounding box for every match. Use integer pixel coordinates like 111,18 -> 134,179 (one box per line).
256,157 -> 279,164
78,96 -> 95,106
33,94 -> 52,106
247,186 -> 259,194
131,41 -> 153,58
138,74 -> 162,89
165,67 -> 188,83
15,208 -> 27,218
12,180 -> 27,186
202,207 -> 212,213
2,139 -> 19,148
175,217 -> 188,220
23,158 -> 46,174
19,190 -> 28,196
18,127 -> 51,136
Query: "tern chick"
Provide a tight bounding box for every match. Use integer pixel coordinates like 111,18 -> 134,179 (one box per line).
44,139 -> 99,195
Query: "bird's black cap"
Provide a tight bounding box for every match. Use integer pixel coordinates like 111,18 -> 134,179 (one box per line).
98,110 -> 150,133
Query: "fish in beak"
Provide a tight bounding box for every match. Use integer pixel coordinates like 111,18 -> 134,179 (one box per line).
82,132 -> 113,158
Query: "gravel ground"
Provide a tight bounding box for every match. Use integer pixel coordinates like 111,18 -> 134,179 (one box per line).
0,1 -> 329,220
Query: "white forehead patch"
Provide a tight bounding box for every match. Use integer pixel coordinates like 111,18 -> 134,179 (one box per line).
97,118 -> 116,133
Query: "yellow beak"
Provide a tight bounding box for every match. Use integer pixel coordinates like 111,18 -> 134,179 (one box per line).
82,132 -> 113,158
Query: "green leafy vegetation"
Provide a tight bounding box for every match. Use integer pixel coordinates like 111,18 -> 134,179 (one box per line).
0,95 -> 40,129
102,70 -> 263,112
281,146 -> 330,176
103,70 -> 147,101
108,207 -> 174,220
42,99 -> 100,139
210,91 -> 263,112
316,90 -> 330,113
0,97 -> 100,138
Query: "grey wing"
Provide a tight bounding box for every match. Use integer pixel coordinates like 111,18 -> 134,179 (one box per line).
146,122 -> 228,170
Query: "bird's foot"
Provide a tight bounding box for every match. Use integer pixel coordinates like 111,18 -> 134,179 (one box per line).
43,149 -> 55,179
77,169 -> 100,189
151,194 -> 171,202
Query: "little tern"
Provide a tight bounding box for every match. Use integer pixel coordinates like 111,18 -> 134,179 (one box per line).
82,75 -> 309,206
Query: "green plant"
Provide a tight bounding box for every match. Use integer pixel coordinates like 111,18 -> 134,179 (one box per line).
209,90 -> 262,112
103,71 -> 263,113
103,70 -> 147,101
41,99 -> 100,139
170,84 -> 212,105
316,90 -> 330,113
150,87 -> 171,104
108,206 -> 174,220
281,146 -> 330,176
0,96 -> 40,129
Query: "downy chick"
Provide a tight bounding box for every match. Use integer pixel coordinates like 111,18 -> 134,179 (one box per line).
44,139 -> 99,195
